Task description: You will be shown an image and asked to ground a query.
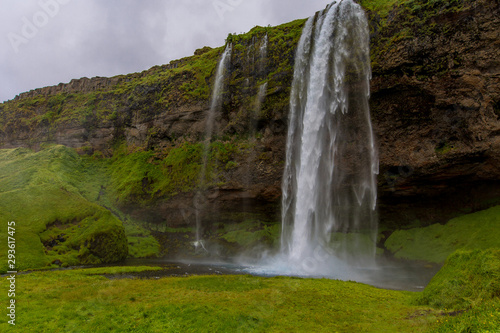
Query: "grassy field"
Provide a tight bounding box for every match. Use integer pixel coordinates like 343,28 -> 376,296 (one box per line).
1,249 -> 499,333
0,267 -> 438,332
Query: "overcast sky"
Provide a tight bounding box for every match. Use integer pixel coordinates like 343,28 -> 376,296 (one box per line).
0,0 -> 329,103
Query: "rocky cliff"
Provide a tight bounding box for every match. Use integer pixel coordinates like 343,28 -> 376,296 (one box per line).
368,0 -> 500,226
1,0 -> 499,230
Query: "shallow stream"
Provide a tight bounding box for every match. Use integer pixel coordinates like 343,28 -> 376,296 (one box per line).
102,257 -> 441,292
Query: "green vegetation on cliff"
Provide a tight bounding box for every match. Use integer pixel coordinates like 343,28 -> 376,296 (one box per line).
109,140 -> 246,205
365,0 -> 482,75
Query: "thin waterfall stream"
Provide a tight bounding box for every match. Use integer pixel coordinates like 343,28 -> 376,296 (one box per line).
194,44 -> 232,252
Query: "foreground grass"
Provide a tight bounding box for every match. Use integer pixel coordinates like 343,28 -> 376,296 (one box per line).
2,249 -> 499,332
0,267 -> 441,332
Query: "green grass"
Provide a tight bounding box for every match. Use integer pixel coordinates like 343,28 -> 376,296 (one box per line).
0,146 -> 128,272
385,206 -> 500,263
417,249 -> 500,310
0,267 -> 443,332
416,249 -> 500,332
1,252 -> 498,332
123,223 -> 160,258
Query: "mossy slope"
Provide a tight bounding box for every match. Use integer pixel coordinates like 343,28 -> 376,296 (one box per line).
0,146 -> 130,272
417,249 -> 500,310
385,206 -> 500,263
108,140 -> 245,205
416,249 -> 500,332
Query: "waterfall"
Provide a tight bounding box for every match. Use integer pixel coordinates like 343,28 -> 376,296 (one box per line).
255,82 -> 268,113
280,0 -> 378,271
260,34 -> 268,59
259,34 -> 268,75
204,44 -> 232,146
194,44 -> 232,251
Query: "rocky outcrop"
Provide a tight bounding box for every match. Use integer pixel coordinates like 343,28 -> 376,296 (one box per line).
367,0 -> 500,225
371,0 -> 500,193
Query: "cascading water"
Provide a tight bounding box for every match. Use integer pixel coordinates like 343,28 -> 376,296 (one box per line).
204,44 -> 232,149
255,34 -> 269,116
259,34 -> 268,75
260,34 -> 268,59
242,35 -> 269,220
194,44 -> 232,251
278,0 -> 378,275
188,2 -> 434,290
255,82 -> 268,114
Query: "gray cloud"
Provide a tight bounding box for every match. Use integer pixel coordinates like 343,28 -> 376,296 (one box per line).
0,0 -> 330,102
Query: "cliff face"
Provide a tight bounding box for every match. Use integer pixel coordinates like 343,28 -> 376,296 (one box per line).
1,0 -> 499,228
368,0 -> 500,225
371,0 -> 500,193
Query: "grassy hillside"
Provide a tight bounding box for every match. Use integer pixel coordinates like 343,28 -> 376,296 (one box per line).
0,145 -> 161,273
417,249 -> 500,332
384,206 -> 500,263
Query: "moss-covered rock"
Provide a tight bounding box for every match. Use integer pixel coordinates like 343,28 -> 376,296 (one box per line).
384,206 -> 500,263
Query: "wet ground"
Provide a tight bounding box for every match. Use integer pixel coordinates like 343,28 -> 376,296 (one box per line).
100,257 -> 441,292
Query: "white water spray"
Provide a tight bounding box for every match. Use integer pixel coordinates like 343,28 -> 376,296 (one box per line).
279,0 -> 378,274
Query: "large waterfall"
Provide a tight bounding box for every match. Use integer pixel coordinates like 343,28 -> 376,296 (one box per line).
279,0 -> 378,275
